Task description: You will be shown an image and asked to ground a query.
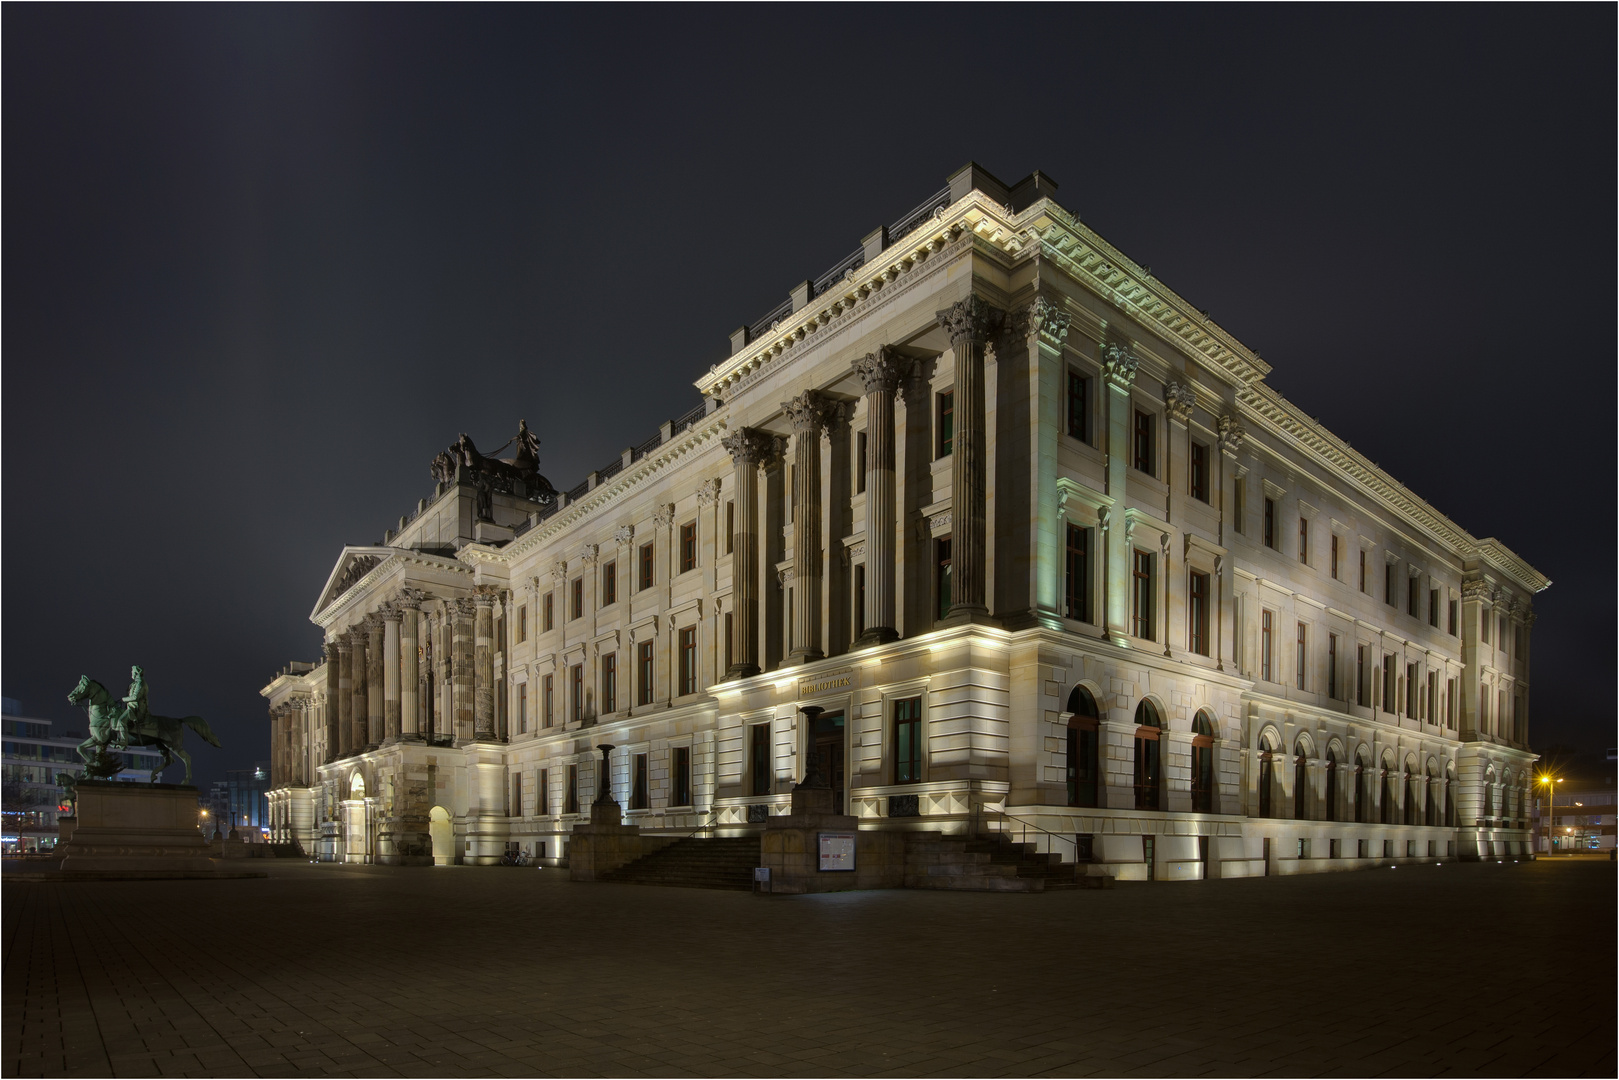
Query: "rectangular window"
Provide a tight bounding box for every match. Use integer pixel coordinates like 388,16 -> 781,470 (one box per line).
571,664 -> 584,721
1295,623 -> 1307,690
1327,634 -> 1338,699
638,542 -> 655,590
543,674 -> 554,727
1357,644 -> 1369,705
1067,369 -> 1089,441
516,605 -> 527,644
678,626 -> 697,696
1190,441 -> 1208,502
1479,686 -> 1490,731
1481,610 -> 1491,644
1446,677 -> 1456,728
1261,610 -> 1274,682
637,641 -> 654,706
1298,517 -> 1309,564
856,432 -> 868,493
853,565 -> 866,638
679,522 -> 697,574
631,753 -> 648,810
1131,549 -> 1155,640
724,612 -> 734,673
1514,622 -> 1524,656
937,390 -> 954,457
517,683 -> 528,734
564,764 -> 579,814
1330,535 -> 1340,580
543,593 -> 554,632
1428,588 -> 1439,628
750,722 -> 771,797
725,501 -> 735,554
1132,410 -> 1155,474
1065,525 -> 1091,623
1407,576 -> 1419,618
1189,571 -> 1210,656
1426,671 -> 1438,723
1382,654 -> 1395,713
893,696 -> 923,784
1498,615 -> 1507,649
601,561 -> 617,606
601,653 -> 617,715
1405,663 -> 1418,719
1263,498 -> 1276,549
1448,598 -> 1457,635
672,746 -> 691,806
571,578 -> 584,620
1384,562 -> 1394,606
935,537 -> 953,621
1232,477 -> 1246,535
1358,550 -> 1367,593
539,768 -> 549,815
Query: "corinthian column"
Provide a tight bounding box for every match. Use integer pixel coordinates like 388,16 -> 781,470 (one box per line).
937,296 -> 1003,624
366,616 -> 385,749
720,426 -> 774,677
336,637 -> 355,756
853,348 -> 910,646
473,587 -> 497,740
323,644 -> 340,762
398,592 -> 421,737
782,390 -> 835,663
452,598 -> 476,741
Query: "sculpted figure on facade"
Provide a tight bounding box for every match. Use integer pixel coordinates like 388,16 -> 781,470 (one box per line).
1218,415 -> 1245,457
1101,342 -> 1139,389
1164,381 -> 1195,425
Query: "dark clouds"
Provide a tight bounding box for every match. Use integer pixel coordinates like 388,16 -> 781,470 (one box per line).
5,7 -> 1612,783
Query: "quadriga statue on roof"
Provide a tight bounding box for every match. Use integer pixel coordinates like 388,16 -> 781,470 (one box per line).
429,419 -> 555,503
66,665 -> 221,786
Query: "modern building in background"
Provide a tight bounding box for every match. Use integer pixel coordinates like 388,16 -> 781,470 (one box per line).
1,698 -> 163,853
1532,775 -> 1615,853
200,763 -> 271,840
264,162 -> 1548,876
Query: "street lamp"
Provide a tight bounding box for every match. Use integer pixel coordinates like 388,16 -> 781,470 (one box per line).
1537,775 -> 1562,854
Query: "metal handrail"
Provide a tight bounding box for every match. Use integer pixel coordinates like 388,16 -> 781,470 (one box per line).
982,806 -> 1081,862
886,184 -> 952,243
666,807 -> 720,839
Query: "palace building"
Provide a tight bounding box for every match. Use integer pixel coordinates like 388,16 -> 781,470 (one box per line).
262,163 -> 1547,880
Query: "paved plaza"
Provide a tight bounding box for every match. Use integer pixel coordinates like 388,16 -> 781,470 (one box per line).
3,857 -> 1613,1078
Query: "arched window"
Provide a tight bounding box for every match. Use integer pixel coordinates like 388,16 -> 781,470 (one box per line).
1325,746 -> 1340,822
1353,749 -> 1370,824
1425,762 -> 1439,826
1133,700 -> 1163,811
1191,710 -> 1216,814
1379,755 -> 1396,825
1482,769 -> 1496,822
1066,686 -> 1100,809
1293,739 -> 1311,820
1444,764 -> 1456,827
1402,764 -> 1418,825
1258,732 -> 1279,818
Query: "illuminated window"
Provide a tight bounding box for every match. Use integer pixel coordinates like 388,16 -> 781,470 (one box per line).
601,653 -> 617,715
543,674 -> 554,727
571,578 -> 584,621
543,593 -> 554,632
1133,700 -> 1163,810
637,641 -> 654,706
1261,610 -> 1274,682
1263,498 -> 1276,549
1131,549 -> 1155,640
750,722 -> 771,797
571,665 -> 584,721
679,522 -> 697,574
631,753 -> 648,810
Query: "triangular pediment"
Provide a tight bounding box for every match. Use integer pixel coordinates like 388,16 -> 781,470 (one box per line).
311,546 -> 396,620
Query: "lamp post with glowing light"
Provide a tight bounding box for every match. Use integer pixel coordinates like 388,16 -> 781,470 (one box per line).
1537,775 -> 1561,854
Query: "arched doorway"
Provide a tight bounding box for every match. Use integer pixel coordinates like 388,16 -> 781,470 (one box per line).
1324,744 -> 1341,822
1133,700 -> 1163,810
1379,752 -> 1397,825
1293,738 -> 1313,821
429,806 -> 454,866
1191,710 -> 1216,814
343,772 -> 369,864
1258,731 -> 1280,818
1066,686 -> 1100,808
1353,748 -> 1371,824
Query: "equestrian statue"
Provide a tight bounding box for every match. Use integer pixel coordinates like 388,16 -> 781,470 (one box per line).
67,666 -> 220,785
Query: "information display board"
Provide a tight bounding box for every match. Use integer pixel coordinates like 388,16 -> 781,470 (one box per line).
818,831 -> 856,871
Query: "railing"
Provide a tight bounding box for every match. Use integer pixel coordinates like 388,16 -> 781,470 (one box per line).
885,184 -> 952,244
811,246 -> 865,298
982,806 -> 1082,863
748,297 -> 794,340
669,400 -> 709,436
666,807 -> 720,839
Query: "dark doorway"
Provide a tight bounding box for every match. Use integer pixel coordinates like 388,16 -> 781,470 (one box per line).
810,711 -> 846,812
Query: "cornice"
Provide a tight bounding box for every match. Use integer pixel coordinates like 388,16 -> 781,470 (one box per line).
311,548 -> 471,631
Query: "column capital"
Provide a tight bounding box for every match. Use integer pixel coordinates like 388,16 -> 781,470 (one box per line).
1164,380 -> 1195,425
1014,295 -> 1071,349
852,347 -> 912,395
1101,342 -> 1139,390
1217,415 -> 1245,457
720,426 -> 777,466
380,602 -> 404,623
936,295 -> 1003,346
781,389 -> 837,435
697,478 -> 722,506
612,524 -> 635,546
451,596 -> 479,618
394,586 -> 426,611
651,502 -> 677,530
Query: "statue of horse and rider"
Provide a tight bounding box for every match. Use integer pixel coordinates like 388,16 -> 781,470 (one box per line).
67,666 -> 220,785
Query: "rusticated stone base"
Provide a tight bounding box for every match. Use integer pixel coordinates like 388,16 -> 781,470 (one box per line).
56,781 -> 264,880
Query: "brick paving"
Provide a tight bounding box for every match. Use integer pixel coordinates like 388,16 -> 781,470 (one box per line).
3,856 -> 1612,1078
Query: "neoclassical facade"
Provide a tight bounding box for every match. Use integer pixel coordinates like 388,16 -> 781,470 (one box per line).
263,163 -> 1547,879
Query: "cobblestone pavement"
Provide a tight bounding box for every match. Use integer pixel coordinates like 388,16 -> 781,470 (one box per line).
3,856 -> 1612,1078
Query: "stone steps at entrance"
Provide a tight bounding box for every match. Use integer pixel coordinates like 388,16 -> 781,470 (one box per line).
904,832 -> 1081,892
600,837 -> 760,891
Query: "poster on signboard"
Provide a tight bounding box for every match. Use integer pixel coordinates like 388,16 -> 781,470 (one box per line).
818,831 -> 856,871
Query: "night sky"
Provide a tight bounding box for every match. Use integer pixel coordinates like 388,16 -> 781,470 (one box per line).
5,8 -> 1613,785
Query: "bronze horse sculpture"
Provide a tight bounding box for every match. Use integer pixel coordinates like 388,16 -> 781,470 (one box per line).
67,672 -> 220,785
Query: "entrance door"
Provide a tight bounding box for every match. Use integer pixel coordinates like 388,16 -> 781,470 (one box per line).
811,712 -> 846,813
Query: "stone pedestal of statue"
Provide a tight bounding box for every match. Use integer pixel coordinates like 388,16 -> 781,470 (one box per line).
759,782 -> 905,894
57,781 -> 264,880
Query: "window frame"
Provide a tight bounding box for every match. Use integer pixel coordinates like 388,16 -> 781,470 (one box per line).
1132,409 -> 1156,476
678,625 -> 698,696
1131,548 -> 1155,641
638,541 -> 655,591
1065,524 -> 1091,624
1066,367 -> 1090,443
1188,570 -> 1210,656
601,652 -> 617,715
601,560 -> 617,607
1189,440 -> 1208,502
892,696 -> 923,785
679,521 -> 698,574
936,390 -> 954,458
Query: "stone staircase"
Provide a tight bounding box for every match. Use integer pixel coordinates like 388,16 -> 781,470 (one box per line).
598,836 -> 760,891
904,831 -> 1083,892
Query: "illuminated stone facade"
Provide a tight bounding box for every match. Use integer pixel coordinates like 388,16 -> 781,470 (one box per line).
263,163 -> 1547,878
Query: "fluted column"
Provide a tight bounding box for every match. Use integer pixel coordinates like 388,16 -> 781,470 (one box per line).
474,587 -> 497,740
335,639 -> 354,757
366,617 -> 385,749
720,427 -> 774,677
324,645 -> 340,762
383,608 -> 402,742
1101,343 -> 1139,642
348,628 -> 369,749
937,296 -> 1002,624
783,390 -> 835,663
399,593 -> 421,737
452,598 -> 476,742
853,348 -> 909,646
